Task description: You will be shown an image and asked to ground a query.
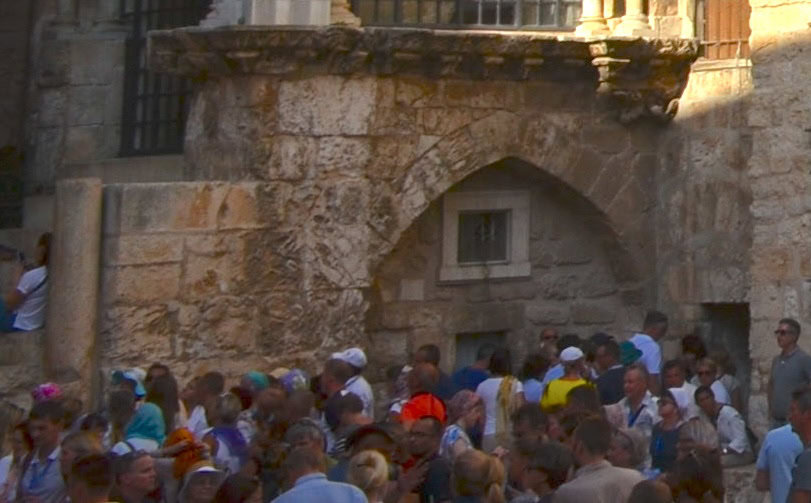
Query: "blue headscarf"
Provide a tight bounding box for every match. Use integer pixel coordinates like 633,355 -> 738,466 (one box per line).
125,402 -> 166,446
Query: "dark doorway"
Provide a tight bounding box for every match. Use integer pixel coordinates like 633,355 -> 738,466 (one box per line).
700,303 -> 750,417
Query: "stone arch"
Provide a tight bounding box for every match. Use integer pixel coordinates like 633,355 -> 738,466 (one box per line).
373,110 -> 654,293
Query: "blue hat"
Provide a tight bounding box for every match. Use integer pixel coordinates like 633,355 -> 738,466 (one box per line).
112,369 -> 147,398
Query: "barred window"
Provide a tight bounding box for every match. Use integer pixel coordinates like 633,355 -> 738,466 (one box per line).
120,0 -> 212,156
696,0 -> 751,59
351,0 -> 581,28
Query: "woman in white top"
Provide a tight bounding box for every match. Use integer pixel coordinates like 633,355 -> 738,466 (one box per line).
0,423 -> 30,503
475,347 -> 524,453
0,233 -> 50,332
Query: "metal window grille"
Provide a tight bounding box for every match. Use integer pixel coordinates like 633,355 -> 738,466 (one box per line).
120,0 -> 212,157
457,210 -> 510,264
696,0 -> 750,59
351,0 -> 581,29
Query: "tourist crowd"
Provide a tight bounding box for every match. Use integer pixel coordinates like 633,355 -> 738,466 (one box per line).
1,311 -> 811,503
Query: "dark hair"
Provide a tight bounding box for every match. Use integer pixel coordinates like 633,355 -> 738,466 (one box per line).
566,385 -> 602,415
681,335 -> 707,359
80,413 -> 109,433
324,359 -> 355,385
200,372 -> 225,396
145,363 -> 170,384
324,392 -> 364,430
145,374 -> 179,433
559,411 -> 592,439
792,387 -> 811,413
108,389 -> 136,430
779,318 -> 802,336
519,352 -> 550,381
213,474 -> 260,503
512,403 -> 548,430
230,386 -> 253,411
556,334 -> 581,354
37,233 -> 51,266
527,442 -> 573,490
672,447 -> 724,501
662,359 -> 686,375
476,343 -> 497,362
488,348 -> 513,376
12,421 -> 32,451
29,400 -> 64,425
417,344 -> 441,365
694,385 -> 714,402
573,416 -> 612,455
598,340 -> 620,361
628,480 -> 673,503
70,454 -> 113,494
643,310 -> 668,329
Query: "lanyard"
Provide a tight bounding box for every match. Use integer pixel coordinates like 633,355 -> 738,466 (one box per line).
628,404 -> 646,427
28,457 -> 55,490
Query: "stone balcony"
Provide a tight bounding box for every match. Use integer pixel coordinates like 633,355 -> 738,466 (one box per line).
148,25 -> 697,122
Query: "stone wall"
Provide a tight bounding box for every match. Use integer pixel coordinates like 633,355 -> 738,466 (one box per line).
746,0 -> 811,432
100,26 -> 704,386
366,160 -> 637,379
655,60 -> 756,418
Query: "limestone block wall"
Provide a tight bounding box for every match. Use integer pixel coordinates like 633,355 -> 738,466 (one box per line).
747,5 -> 811,431
96,68 -> 668,385
656,63 -> 753,340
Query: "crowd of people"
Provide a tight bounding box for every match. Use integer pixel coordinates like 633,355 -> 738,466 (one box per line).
1,311 -> 811,503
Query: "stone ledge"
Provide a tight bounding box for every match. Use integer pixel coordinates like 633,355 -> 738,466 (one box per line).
148,25 -> 698,122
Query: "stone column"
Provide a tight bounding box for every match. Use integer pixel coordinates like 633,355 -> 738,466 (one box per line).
575,0 -> 610,36
613,0 -> 654,36
45,178 -> 103,405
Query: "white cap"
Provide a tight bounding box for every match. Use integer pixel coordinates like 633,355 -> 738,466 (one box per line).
560,346 -> 585,362
331,347 -> 367,369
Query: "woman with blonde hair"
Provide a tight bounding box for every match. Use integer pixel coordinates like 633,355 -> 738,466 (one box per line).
59,431 -> 104,481
452,449 -> 505,503
475,348 -> 524,452
347,450 -> 388,503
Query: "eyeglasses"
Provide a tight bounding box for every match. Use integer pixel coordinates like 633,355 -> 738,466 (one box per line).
775,329 -> 795,336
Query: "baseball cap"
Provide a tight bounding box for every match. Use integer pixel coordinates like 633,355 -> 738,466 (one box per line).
560,346 -> 585,362
331,347 -> 368,369
112,369 -> 147,398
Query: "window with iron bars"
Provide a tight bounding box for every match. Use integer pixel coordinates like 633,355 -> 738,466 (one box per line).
351,0 -> 582,29
120,0 -> 212,157
695,0 -> 750,59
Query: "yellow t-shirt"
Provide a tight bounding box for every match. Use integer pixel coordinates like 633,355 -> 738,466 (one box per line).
540,378 -> 589,412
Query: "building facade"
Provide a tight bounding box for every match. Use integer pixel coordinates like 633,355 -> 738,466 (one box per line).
0,0 -> 808,453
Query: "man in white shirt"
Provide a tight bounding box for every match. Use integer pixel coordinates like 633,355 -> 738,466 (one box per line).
695,358 -> 731,405
695,385 -> 752,467
186,371 -> 224,441
330,348 -> 375,418
629,310 -> 668,395
616,364 -> 659,442
0,233 -> 50,331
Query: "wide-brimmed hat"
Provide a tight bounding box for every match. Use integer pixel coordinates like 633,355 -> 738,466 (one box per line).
178,461 -> 225,502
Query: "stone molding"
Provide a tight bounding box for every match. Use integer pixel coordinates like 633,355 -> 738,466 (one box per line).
148,26 -> 698,122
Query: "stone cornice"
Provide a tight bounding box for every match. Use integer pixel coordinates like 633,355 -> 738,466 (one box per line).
148,25 -> 698,122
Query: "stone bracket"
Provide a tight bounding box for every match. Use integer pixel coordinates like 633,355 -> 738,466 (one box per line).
589,38 -> 699,123
148,26 -> 698,123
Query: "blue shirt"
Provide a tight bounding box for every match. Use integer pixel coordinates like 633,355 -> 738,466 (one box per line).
272,472 -> 368,503
756,424 -> 804,503
539,364 -> 563,397
629,332 -> 662,374
523,378 -> 543,404
19,446 -> 65,503
452,367 -> 489,392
